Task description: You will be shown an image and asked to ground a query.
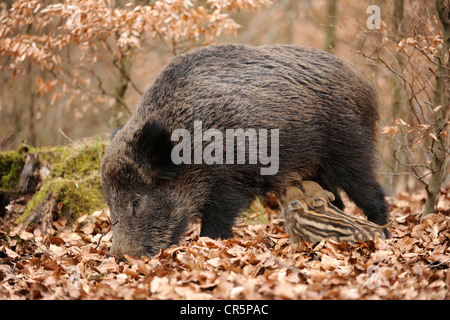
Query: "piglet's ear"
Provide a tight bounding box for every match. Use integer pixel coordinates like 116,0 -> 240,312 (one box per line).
133,120 -> 177,180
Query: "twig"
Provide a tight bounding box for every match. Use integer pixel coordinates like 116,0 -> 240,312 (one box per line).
30,239 -> 55,258
95,216 -> 118,250
424,258 -> 450,269
58,128 -> 74,144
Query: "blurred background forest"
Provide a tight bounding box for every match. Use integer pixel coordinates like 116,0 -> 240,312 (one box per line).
0,0 -> 449,213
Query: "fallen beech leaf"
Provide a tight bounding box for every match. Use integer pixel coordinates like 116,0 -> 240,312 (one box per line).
206,257 -> 222,268
320,254 -> 340,270
81,222 -> 95,235
3,246 -> 19,259
19,230 -> 34,241
43,259 -> 59,270
8,226 -> 22,237
339,287 -> 361,299
395,214 -> 410,223
97,259 -> 119,273
48,244 -> 65,257
53,217 -> 67,230
372,250 -> 393,262
49,236 -> 65,246
43,275 -> 58,286
0,265 -> 16,282
92,231 -> 112,244
123,267 -> 140,280
125,255 -> 151,276
91,210 -> 108,221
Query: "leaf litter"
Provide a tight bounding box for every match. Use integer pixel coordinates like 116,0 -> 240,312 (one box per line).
1,187 -> 449,300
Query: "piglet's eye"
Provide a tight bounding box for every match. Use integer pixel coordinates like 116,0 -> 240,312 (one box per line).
282,189 -> 287,197
132,198 -> 142,208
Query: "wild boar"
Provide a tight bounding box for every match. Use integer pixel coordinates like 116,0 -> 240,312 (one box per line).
101,44 -> 388,258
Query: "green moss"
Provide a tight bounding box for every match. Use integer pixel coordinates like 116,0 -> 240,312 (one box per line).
0,144 -> 31,215
15,137 -> 108,225
0,144 -> 29,191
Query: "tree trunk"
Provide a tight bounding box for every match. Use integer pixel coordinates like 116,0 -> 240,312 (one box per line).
387,0 -> 406,195
323,0 -> 338,52
422,0 -> 450,218
26,62 -> 37,147
392,0 -> 405,119
284,0 -> 298,44
109,0 -> 134,129
111,52 -> 133,129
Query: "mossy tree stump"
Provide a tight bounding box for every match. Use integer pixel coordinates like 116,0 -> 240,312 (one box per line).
0,138 -> 108,231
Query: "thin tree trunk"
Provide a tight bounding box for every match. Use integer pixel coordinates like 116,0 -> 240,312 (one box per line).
323,0 -> 338,52
110,0 -> 133,129
388,0 -> 406,194
26,61 -> 37,146
284,0 -> 298,44
422,0 -> 450,218
392,0 -> 405,119
111,51 -> 133,129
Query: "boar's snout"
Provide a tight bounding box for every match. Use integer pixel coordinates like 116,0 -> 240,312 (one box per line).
110,232 -> 146,260
108,206 -> 189,259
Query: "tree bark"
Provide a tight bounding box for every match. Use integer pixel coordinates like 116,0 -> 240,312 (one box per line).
284,0 -> 298,44
323,0 -> 338,53
387,0 -> 406,194
392,0 -> 405,119
422,0 -> 450,218
111,48 -> 133,129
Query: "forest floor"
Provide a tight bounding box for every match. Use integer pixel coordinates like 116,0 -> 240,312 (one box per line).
1,186 -> 449,300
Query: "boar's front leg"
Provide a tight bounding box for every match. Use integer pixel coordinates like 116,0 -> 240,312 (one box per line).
199,184 -> 256,239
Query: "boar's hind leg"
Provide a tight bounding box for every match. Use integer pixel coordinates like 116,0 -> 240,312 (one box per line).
316,175 -> 345,210
325,155 -> 388,236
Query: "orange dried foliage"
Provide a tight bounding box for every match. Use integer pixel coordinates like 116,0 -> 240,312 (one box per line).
0,0 -> 272,72
1,187 -> 449,300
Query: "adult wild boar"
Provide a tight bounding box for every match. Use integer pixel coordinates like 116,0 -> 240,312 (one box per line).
101,44 -> 388,258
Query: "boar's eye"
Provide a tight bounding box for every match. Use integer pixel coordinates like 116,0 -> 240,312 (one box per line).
132,198 -> 142,208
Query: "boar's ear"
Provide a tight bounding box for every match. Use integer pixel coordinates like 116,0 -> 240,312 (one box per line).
133,120 -> 177,180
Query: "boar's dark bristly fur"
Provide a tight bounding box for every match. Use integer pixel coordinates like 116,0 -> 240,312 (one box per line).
101,44 -> 388,258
